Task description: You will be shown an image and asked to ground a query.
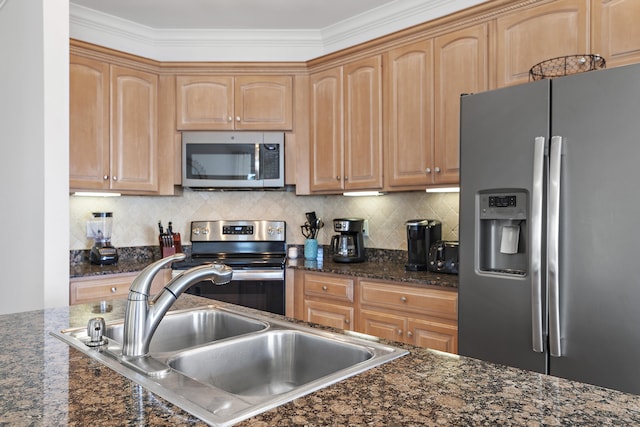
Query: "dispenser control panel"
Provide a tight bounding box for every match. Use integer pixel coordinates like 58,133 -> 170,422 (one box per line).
480,191 -> 527,220
488,195 -> 517,208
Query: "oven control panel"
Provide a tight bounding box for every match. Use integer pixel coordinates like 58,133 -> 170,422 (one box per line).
191,220 -> 286,242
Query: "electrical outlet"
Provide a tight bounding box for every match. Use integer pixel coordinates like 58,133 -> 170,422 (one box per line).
363,219 -> 369,237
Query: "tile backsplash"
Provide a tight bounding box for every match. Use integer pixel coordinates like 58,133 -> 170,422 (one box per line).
69,189 -> 459,250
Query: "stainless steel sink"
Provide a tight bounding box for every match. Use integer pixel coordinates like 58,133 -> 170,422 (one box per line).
168,329 -> 374,397
53,305 -> 408,426
105,307 -> 268,354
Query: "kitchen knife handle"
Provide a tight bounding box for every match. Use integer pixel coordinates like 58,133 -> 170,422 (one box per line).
548,135 -> 563,357
531,136 -> 545,353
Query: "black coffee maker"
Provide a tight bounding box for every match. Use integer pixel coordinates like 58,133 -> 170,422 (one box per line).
405,219 -> 441,271
330,218 -> 366,263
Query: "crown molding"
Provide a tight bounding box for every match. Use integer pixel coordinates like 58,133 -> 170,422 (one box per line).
70,0 -> 488,62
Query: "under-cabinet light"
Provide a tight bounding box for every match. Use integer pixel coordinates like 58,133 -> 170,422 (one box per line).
343,191 -> 384,197
425,187 -> 460,193
72,192 -> 122,197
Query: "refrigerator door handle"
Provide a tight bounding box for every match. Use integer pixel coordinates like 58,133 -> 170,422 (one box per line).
548,135 -> 563,357
531,136 -> 545,353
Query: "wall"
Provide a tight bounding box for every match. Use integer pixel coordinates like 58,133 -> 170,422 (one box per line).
0,0 -> 69,315
70,190 -> 459,251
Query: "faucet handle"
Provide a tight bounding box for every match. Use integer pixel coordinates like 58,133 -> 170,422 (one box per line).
129,253 -> 187,299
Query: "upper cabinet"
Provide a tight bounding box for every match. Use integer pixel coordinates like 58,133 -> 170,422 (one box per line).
70,54 -> 159,193
494,0 -> 588,87
433,24 -> 489,185
176,75 -> 293,130
70,55 -> 110,190
384,24 -> 488,190
591,0 -> 640,67
309,56 -> 383,193
384,40 -> 434,189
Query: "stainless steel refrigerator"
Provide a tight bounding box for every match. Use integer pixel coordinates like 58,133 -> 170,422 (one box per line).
459,62 -> 640,395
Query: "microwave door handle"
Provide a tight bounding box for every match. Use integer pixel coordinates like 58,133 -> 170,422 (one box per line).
255,144 -> 260,181
531,136 -> 545,353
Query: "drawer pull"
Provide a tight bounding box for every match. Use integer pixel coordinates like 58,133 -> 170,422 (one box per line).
110,287 -> 117,293
322,285 -> 328,291
345,319 -> 350,325
400,296 -> 407,303
407,331 -> 413,338
397,329 -> 403,336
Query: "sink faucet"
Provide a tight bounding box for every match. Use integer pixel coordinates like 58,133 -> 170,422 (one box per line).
121,253 -> 233,358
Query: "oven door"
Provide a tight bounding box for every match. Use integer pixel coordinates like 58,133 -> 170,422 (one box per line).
179,268 -> 285,316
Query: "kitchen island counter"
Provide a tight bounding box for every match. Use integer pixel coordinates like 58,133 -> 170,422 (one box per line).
2,295 -> 640,426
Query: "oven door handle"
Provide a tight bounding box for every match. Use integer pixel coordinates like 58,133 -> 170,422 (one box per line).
228,269 -> 285,281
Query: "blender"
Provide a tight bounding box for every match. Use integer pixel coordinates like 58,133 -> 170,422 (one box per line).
88,212 -> 118,265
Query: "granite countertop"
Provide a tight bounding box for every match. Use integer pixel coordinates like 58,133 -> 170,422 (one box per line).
3,295 -> 640,426
287,256 -> 458,289
70,246 -> 459,289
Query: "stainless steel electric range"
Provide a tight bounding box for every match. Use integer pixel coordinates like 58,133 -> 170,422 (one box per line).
171,220 -> 286,315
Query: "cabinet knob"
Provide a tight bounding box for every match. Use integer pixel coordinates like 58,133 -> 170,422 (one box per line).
400,296 -> 407,303
236,116 -> 241,122
344,176 -> 348,181
397,329 -> 403,335
228,116 -> 233,122
425,168 -> 431,174
103,175 -> 109,180
336,176 -> 341,181
435,167 -> 441,173
322,285 -> 328,291
110,287 -> 117,293
112,176 -> 118,181
345,319 -> 350,325
407,331 -> 413,338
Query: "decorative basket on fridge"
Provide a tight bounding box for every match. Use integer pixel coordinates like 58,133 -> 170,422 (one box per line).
529,54 -> 606,81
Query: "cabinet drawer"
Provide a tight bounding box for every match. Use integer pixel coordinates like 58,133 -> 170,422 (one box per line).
304,273 -> 354,303
70,273 -> 136,305
360,280 -> 458,320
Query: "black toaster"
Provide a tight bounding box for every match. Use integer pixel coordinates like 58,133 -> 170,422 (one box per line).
428,241 -> 459,274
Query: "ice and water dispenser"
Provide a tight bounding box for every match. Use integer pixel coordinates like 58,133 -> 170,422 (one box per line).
478,191 -> 527,275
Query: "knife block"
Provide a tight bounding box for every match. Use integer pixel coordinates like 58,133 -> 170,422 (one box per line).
159,232 -> 182,258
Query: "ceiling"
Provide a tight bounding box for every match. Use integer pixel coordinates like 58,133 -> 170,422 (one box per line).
69,0 -> 397,30
69,0 -> 488,62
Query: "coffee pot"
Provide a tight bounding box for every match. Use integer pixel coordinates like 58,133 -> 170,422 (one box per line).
330,218 -> 366,263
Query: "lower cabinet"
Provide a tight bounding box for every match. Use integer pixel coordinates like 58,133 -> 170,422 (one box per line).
69,269 -> 171,305
300,272 -> 355,331
359,279 -> 458,353
294,270 -> 458,353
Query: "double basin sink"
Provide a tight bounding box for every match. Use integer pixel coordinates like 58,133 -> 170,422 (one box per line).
54,305 -> 408,426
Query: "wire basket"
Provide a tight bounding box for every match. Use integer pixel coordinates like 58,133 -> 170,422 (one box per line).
529,54 -> 606,81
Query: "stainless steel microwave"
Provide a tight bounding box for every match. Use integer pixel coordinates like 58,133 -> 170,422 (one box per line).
182,131 -> 285,189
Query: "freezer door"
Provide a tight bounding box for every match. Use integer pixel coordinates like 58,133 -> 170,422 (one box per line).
550,63 -> 640,394
459,80 -> 550,373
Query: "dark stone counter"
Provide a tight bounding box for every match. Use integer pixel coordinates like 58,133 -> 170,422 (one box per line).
2,295 -> 640,426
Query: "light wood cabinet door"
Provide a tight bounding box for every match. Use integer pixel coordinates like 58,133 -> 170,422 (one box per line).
591,0 -> 640,67
176,76 -> 234,130
495,0 -> 589,87
69,55 -> 110,190
110,65 -> 159,192
309,67 -> 344,192
384,40 -> 434,189
303,300 -> 354,330
176,75 -> 293,130
343,55 -> 383,190
407,318 -> 458,354
235,76 -> 293,130
359,309 -> 407,343
434,24 -> 489,185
